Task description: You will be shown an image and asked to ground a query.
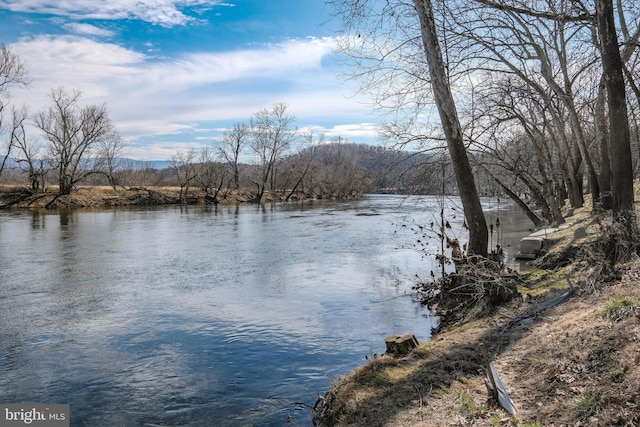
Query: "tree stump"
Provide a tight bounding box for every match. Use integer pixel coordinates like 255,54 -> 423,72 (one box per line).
384,334 -> 419,356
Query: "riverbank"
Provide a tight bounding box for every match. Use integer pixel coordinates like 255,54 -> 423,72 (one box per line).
314,202 -> 640,426
0,185 -> 345,209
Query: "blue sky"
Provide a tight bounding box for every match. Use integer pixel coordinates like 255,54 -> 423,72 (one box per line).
0,0 -> 379,160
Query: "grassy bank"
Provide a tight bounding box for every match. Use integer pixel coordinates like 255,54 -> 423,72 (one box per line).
314,203 -> 640,426
0,185 -> 307,209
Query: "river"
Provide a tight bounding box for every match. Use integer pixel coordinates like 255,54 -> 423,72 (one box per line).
0,194 -> 532,426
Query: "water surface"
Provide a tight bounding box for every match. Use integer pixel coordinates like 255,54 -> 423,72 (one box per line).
0,195 -> 531,426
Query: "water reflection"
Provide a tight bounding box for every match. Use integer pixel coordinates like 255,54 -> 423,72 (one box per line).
0,195 -> 533,426
31,210 -> 46,229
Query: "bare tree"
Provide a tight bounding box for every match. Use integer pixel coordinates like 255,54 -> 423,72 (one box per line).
216,122 -> 248,190
249,102 -> 297,203
442,0 -> 596,209
98,132 -> 125,190
0,45 -> 30,178
11,106 -> 46,192
0,45 -> 29,99
33,88 -> 120,195
197,146 -> 227,203
596,0 -> 635,215
170,150 -> 199,204
414,0 -> 488,257
283,128 -> 322,201
118,159 -> 162,189
330,0 -> 488,256
469,74 -> 567,225
464,0 -> 638,218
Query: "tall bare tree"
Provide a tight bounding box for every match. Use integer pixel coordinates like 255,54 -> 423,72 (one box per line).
414,0 -> 488,257
99,132 -> 124,190
443,0 -> 598,209
216,122 -> 248,190
0,45 -> 30,178
197,146 -> 227,203
33,88 -> 120,195
249,102 -> 297,203
330,0 -> 488,256
11,106 -> 46,192
468,0 -> 637,217
596,0 -> 635,215
170,150 -> 199,204
284,128 -> 322,201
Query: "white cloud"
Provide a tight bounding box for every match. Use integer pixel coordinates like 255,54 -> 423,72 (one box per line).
7,34 -> 377,159
63,23 -> 116,38
297,122 -> 379,142
11,35 -> 146,97
146,37 -> 337,88
12,34 -> 338,94
328,123 -> 379,138
125,141 -> 205,160
0,0 -> 223,26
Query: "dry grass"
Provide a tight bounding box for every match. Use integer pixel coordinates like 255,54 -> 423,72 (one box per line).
0,185 -> 268,208
314,201 -> 640,427
0,185 -> 179,208
316,321 -> 491,427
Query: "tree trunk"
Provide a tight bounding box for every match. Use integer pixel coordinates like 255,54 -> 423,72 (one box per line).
596,79 -> 612,210
528,127 -> 564,224
596,0 -> 634,215
567,144 -> 585,209
59,174 -> 73,195
414,0 -> 488,257
490,174 -> 545,228
252,180 -> 265,204
233,167 -> 239,190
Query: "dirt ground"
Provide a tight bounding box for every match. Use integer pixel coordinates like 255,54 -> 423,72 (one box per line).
314,205 -> 640,426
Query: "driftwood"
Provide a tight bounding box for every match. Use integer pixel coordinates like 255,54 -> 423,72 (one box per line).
384,334 -> 419,356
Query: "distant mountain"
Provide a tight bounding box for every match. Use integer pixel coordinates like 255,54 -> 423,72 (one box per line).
116,158 -> 172,170
0,156 -> 19,168
146,160 -> 172,170
1,157 -> 173,171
